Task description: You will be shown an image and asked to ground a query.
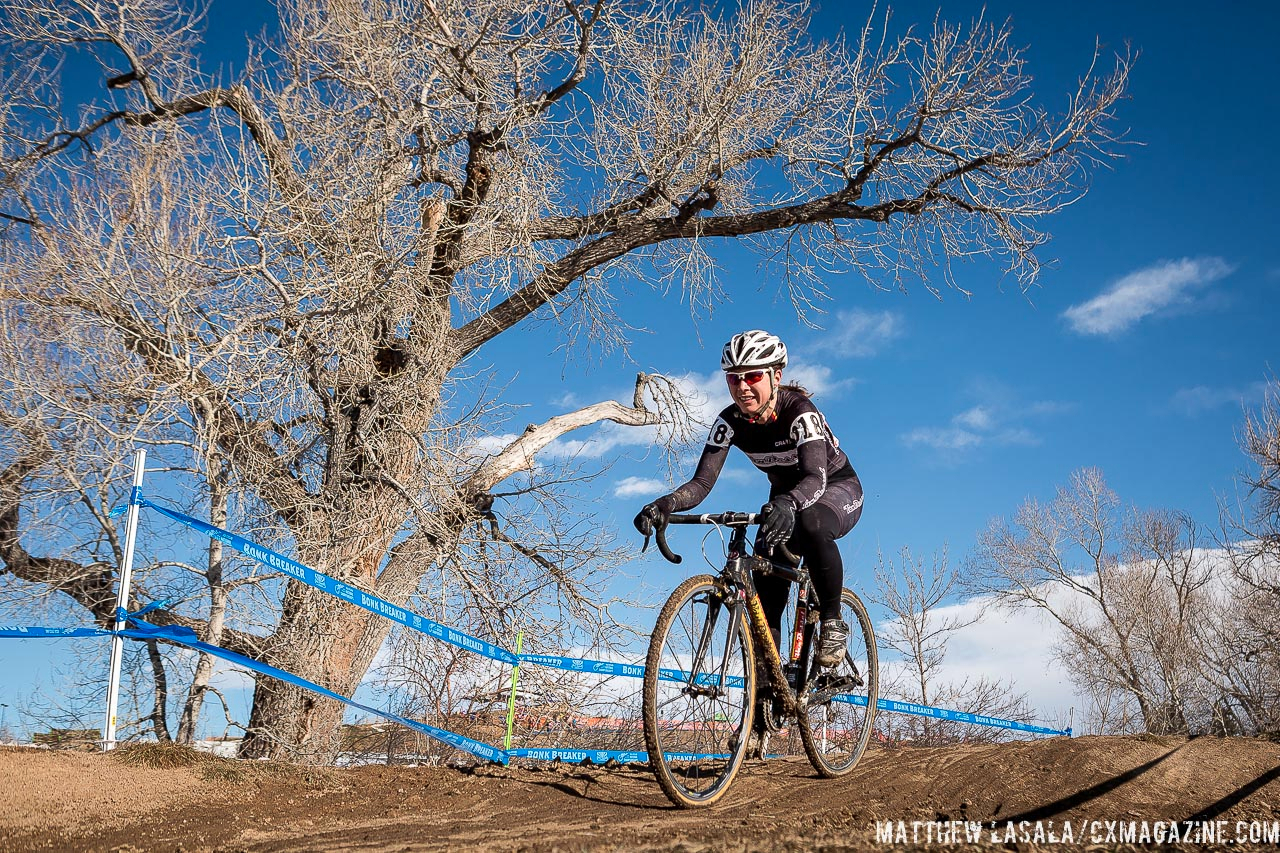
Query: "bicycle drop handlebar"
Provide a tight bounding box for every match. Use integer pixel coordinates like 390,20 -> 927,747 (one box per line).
644,511 -> 800,566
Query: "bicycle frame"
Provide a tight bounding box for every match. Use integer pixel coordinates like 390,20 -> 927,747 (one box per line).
642,510 -> 879,806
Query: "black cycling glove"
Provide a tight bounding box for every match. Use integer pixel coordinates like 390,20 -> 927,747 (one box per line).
633,501 -> 669,536
758,497 -> 796,549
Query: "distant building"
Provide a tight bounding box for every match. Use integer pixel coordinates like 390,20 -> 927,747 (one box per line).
193,737 -> 241,758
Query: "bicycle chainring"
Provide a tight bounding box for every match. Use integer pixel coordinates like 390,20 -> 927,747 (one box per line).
759,692 -> 788,732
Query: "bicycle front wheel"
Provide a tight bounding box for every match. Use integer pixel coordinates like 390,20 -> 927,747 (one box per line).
799,587 -> 878,777
643,574 -> 755,808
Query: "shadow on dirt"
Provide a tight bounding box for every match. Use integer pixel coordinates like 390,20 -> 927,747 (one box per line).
7,736 -> 1280,852
520,770 -> 665,809
997,742 -> 1187,823
1186,762 -> 1280,822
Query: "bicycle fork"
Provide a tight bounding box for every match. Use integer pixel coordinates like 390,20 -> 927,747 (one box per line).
681,591 -> 730,699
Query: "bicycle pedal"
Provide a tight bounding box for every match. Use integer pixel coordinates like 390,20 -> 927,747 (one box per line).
816,670 -> 861,690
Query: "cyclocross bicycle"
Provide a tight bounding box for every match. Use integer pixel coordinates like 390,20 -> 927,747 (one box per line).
640,511 -> 878,808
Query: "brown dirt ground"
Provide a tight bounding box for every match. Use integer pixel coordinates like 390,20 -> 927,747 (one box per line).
3,735 -> 1279,852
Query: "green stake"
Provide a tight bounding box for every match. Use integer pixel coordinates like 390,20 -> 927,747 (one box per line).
504,632 -> 523,751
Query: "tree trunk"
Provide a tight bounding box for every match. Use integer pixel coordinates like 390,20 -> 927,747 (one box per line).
230,373 -> 651,761
176,584 -> 227,744
177,477 -> 229,744
238,530 -> 437,762
145,640 -> 173,742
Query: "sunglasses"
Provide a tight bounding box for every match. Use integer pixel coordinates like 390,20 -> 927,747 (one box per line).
725,370 -> 769,385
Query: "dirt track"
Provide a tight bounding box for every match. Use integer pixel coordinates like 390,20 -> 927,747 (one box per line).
3,735 -> 1280,852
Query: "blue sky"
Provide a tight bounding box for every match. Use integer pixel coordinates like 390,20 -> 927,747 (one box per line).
3,0 -> 1278,738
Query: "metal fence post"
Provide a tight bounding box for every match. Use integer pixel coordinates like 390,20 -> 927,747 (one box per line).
102,448 -> 146,751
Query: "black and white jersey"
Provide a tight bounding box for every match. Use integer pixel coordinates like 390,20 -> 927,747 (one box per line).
658,387 -> 855,513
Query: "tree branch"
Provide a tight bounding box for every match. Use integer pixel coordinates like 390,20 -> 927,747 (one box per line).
450,185 -> 937,358
463,375 -> 663,493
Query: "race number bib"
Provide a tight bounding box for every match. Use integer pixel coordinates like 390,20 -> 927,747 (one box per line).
706,417 -> 734,448
789,411 -> 827,445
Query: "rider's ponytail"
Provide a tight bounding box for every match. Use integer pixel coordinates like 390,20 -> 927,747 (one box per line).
780,382 -> 811,398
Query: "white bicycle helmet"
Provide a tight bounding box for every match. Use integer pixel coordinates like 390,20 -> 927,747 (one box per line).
721,330 -> 788,371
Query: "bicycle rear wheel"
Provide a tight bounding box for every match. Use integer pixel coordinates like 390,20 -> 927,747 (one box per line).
799,587 -> 877,777
643,574 -> 755,807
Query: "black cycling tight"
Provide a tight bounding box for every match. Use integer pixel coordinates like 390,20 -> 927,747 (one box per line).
754,490 -> 861,646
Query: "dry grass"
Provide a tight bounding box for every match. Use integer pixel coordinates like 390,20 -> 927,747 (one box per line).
109,742 -> 343,788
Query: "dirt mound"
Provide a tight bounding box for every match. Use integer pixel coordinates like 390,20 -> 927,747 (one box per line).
3,735 -> 1279,851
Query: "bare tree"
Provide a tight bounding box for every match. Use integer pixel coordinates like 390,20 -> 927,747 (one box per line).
967,468 -> 1228,735
1,0 -> 1132,760
0,322 -> 280,745
873,546 -> 1035,744
1237,376 -> 1280,547
1209,375 -> 1280,734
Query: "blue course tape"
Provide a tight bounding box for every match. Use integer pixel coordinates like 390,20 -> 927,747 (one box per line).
507,748 -> 733,763
1,615 -> 506,764
40,495 -> 1071,745
2,620 -> 1068,741
117,600 -> 169,621
831,695 -> 1069,737
518,654 -> 644,678
508,748 -> 649,764
518,656 -> 748,690
0,626 -> 114,639
131,497 -> 517,665
657,667 -> 746,689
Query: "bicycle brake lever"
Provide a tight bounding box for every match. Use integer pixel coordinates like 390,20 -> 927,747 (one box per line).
654,523 -> 682,564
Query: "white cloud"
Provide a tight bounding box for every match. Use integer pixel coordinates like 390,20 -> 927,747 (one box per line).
995,427 -> 1039,447
954,406 -> 994,431
875,549 -> 1245,730
716,466 -> 757,485
553,391 -> 582,408
613,476 -> 667,498
873,576 -> 1103,727
785,363 -> 857,397
822,308 -> 905,357
1062,257 -> 1235,336
676,370 -> 731,426
887,594 -> 1079,722
542,428 -> 633,460
901,395 -> 1060,456
901,425 -> 984,452
1170,381 -> 1268,416
468,433 -> 520,459
1026,401 -> 1075,418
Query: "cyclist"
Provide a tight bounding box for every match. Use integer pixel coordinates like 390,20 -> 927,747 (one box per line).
634,329 -> 864,669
